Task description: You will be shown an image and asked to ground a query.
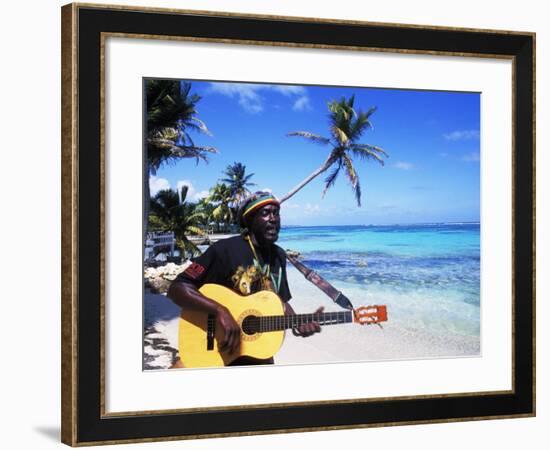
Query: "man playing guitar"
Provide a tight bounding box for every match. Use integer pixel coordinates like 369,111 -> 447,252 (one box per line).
168,191 -> 323,366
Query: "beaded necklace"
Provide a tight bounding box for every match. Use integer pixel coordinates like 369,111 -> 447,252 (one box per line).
244,235 -> 282,294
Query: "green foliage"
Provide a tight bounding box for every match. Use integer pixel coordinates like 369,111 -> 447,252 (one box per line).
207,183 -> 234,231
146,80 -> 218,175
148,186 -> 207,257
195,197 -> 215,230
220,162 -> 256,204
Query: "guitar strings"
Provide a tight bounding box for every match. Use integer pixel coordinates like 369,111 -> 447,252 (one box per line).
206,311 -> 355,334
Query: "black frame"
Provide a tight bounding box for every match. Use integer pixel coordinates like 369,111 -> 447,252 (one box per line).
61,3 -> 535,446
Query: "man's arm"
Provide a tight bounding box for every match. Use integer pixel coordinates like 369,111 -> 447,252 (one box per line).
284,302 -> 323,337
167,280 -> 241,353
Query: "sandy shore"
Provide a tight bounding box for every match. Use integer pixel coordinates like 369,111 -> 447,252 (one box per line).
144,266 -> 480,370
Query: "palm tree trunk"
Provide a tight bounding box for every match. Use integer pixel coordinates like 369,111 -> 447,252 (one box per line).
279,155 -> 336,204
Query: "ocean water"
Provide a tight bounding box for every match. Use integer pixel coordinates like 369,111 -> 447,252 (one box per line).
278,223 -> 480,346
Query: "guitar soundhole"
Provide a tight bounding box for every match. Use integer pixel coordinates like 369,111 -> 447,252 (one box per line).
241,315 -> 258,335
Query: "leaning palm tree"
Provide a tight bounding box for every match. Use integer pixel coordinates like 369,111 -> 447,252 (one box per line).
280,95 -> 388,206
149,186 -> 207,257
220,162 -> 256,204
145,80 -> 217,237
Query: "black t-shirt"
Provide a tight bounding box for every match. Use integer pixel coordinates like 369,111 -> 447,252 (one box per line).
175,235 -> 292,302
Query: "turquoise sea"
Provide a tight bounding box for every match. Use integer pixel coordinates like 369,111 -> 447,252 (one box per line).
277,223 -> 480,344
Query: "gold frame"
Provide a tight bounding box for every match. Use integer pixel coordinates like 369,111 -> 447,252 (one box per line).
61,2 -> 536,445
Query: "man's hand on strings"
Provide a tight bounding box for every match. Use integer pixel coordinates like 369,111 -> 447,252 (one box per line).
293,306 -> 324,337
216,305 -> 241,354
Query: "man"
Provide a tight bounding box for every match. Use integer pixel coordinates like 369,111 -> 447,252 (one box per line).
168,191 -> 322,366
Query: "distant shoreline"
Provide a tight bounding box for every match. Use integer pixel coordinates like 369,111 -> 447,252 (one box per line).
281,222 -> 480,228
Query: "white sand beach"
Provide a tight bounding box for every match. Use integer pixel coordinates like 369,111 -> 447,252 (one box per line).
143,265 -> 480,370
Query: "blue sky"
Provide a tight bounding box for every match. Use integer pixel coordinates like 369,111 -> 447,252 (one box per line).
150,79 -> 480,226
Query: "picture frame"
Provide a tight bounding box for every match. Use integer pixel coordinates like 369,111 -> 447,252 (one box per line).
61,2 -> 535,446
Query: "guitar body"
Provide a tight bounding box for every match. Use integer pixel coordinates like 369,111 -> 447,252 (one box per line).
178,284 -> 285,368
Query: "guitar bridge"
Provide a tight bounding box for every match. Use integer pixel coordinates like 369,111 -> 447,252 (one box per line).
207,314 -> 215,351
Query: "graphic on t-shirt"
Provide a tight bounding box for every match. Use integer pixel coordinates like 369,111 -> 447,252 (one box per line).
231,261 -> 275,295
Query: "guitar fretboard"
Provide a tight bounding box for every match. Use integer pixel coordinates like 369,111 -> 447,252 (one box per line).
243,311 -> 353,334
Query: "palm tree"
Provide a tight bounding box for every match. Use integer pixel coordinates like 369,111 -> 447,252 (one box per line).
149,185 -> 207,257
147,80 -> 218,172
195,197 -> 215,233
280,95 -> 388,206
207,183 -> 234,232
220,162 -> 256,204
145,80 -> 217,236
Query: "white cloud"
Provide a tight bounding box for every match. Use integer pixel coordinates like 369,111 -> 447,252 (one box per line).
304,203 -> 321,214
444,129 -> 480,141
194,190 -> 210,200
280,202 -> 322,216
150,178 -> 208,201
208,83 -> 264,114
149,176 -> 170,196
209,82 -> 311,114
272,85 -> 306,96
293,96 -> 312,111
393,161 -> 414,170
280,202 -> 300,210
461,152 -> 480,162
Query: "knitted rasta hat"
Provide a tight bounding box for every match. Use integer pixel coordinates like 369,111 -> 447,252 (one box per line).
238,191 -> 280,227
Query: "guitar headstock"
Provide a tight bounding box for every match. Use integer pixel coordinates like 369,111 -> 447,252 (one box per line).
353,305 -> 388,325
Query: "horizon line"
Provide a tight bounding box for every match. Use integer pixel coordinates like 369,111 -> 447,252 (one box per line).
281,221 -> 480,228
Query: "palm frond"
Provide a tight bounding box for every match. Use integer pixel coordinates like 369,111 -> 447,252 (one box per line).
171,145 -> 218,158
152,189 -> 180,209
352,143 -> 388,157
287,131 -> 331,145
351,144 -> 388,165
150,127 -> 179,140
354,177 -> 362,207
179,131 -> 194,148
322,163 -> 342,197
342,155 -> 358,185
364,106 -> 377,120
331,126 -> 349,145
147,137 -> 177,149
188,117 -> 213,136
179,82 -> 192,98
342,154 -> 362,206
243,174 -> 256,184
187,216 -> 208,227
186,225 -> 207,236
348,113 -> 373,139
175,237 -> 201,257
147,214 -> 167,231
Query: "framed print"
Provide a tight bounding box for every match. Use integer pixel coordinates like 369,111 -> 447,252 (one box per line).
61,2 -> 535,446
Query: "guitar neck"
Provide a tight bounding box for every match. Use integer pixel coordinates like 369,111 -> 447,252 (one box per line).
246,311 -> 354,334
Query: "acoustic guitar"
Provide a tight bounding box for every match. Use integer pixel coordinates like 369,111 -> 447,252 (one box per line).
178,283 -> 387,368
